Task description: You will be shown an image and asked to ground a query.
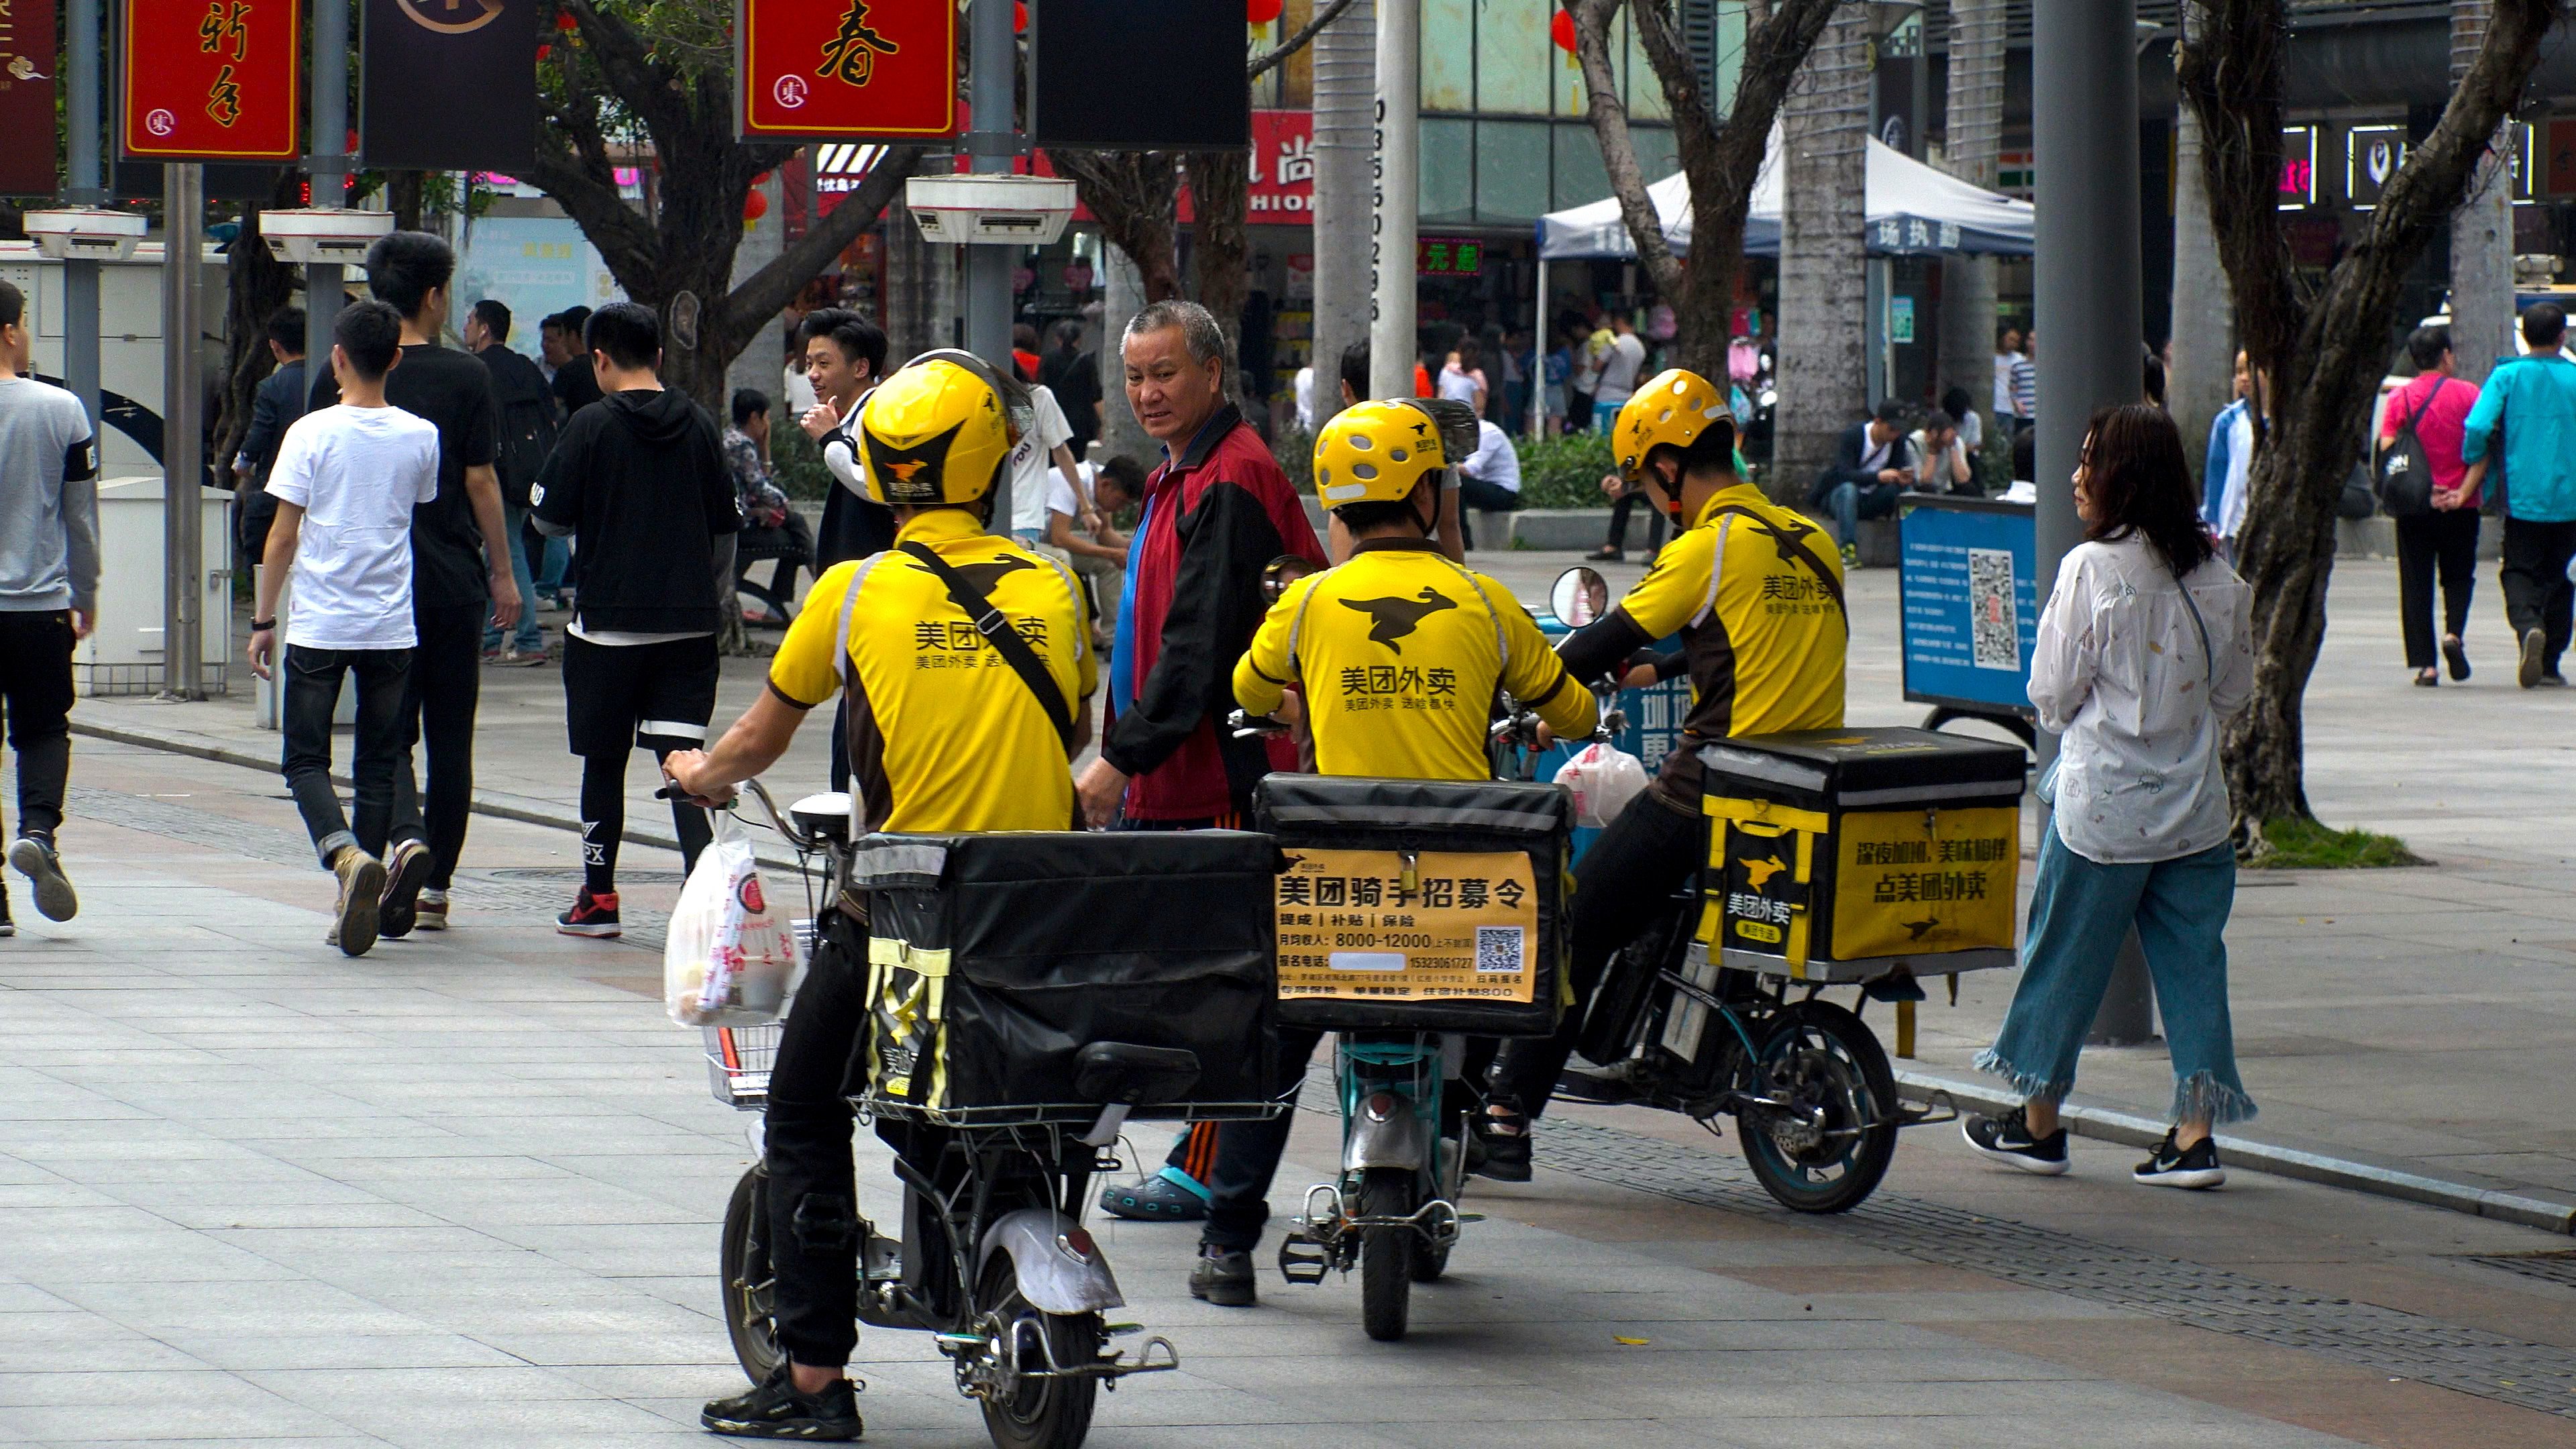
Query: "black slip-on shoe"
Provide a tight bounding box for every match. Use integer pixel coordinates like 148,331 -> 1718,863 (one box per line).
1188,1246 -> 1257,1307
700,1362 -> 862,1441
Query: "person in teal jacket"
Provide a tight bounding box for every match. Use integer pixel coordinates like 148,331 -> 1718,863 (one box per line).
2461,303 -> 2576,688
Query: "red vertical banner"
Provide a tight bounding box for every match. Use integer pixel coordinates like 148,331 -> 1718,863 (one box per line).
122,0 -> 302,161
737,0 -> 957,141
0,0 -> 60,194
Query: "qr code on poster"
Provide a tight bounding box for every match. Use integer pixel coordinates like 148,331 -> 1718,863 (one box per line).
1475,926 -> 1525,973
1968,547 -> 2019,671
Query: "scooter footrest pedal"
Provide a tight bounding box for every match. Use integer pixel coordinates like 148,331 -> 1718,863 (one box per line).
1276,1234 -> 1332,1286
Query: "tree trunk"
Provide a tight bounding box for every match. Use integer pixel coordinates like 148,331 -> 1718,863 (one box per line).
1309,0 -> 1374,433
1187,148 -> 1252,409
211,176 -> 302,476
2184,0 -> 2560,826
1935,0 -> 2004,419
387,172 -> 425,233
2167,64 -> 2235,491
1773,8 -> 1870,502
2449,0 -> 2517,384
1099,246 -> 1156,464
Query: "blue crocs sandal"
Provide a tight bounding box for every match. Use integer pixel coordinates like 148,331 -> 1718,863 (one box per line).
1097,1168 -> 1210,1222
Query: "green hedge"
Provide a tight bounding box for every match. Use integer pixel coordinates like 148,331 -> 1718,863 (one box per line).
772,423 -> 834,502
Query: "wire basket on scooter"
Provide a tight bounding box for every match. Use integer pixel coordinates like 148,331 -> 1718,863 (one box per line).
698,919 -> 813,1109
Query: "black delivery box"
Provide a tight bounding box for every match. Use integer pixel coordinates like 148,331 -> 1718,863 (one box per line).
1697,729 -> 2025,975
1253,774 -> 1573,1036
845,830 -> 1282,1125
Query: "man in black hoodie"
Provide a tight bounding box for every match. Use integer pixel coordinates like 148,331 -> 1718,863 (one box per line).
531,303 -> 741,937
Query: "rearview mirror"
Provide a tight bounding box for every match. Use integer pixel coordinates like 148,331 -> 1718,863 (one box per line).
1551,566 -> 1609,627
1261,555 -> 1316,605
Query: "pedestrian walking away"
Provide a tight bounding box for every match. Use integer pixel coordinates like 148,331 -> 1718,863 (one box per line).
2461,303 -> 2576,688
531,303 -> 741,938
465,298 -> 556,665
0,278 -> 99,936
310,232 -> 523,938
229,307 -> 305,583
2375,325 -> 2483,686
1964,405 -> 2258,1189
248,301 -> 439,958
662,351 -> 1095,1441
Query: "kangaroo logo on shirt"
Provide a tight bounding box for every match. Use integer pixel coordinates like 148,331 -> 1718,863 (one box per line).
1342,587 -> 1458,653
950,556 -> 1038,593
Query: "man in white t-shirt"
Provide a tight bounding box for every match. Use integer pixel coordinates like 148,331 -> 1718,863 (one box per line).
1048,453 -> 1141,650
248,301 -> 441,958
1006,380 -> 1085,547
1454,417 -> 1522,551
1590,315 -> 1646,432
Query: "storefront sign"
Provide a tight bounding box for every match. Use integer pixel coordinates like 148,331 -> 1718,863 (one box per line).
1246,109 -> 1314,217
1417,237 -> 1483,276
737,0 -> 957,142
121,0 -> 301,161
362,0 -> 537,172
0,0 -> 58,194
2279,125 -> 2316,209
2345,123 -> 2406,211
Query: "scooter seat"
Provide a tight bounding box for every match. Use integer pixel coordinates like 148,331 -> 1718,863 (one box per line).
1075,1042 -> 1203,1106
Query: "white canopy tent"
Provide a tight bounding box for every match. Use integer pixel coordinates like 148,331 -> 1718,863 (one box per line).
1528,136 -> 2034,432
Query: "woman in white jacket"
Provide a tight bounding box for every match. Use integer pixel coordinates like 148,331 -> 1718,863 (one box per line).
1964,404 -> 2259,1189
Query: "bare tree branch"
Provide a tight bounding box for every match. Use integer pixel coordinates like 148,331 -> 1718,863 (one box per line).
1249,0 -> 1361,80
1048,149 -> 1186,303
711,147 -> 924,362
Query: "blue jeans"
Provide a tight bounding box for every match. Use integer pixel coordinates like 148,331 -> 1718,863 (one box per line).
1978,828 -> 2255,1126
1810,479 -> 1900,549
482,503 -> 545,653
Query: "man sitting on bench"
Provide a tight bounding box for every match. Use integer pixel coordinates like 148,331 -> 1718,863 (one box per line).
724,388 -> 815,625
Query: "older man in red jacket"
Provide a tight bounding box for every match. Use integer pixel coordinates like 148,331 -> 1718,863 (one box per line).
1075,300 -> 1324,829
1079,300 -> 1325,1237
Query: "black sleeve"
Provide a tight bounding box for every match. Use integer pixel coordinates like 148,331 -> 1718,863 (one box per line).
1101,479 -> 1283,779
463,364 -> 500,469
1649,647 -> 1687,682
308,366 -> 340,414
1821,425 -> 1875,490
529,414 -> 586,536
1555,608 -> 1657,690
237,378 -> 285,473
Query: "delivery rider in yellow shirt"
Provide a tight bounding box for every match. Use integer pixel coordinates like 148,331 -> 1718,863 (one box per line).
664,351 -> 1093,1441
1179,399 -> 1597,1309
1481,368 -> 1847,1183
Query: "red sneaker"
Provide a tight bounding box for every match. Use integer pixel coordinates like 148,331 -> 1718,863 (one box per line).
556,888 -> 622,938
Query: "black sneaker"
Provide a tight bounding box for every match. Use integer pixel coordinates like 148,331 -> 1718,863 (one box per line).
1097,1171 -> 1208,1222
1472,1111 -> 1532,1183
1187,1246 -> 1256,1307
8,833 -> 76,922
2133,1129 -> 2226,1189
700,1361 -> 862,1441
1962,1108 -> 2071,1175
378,840 -> 435,940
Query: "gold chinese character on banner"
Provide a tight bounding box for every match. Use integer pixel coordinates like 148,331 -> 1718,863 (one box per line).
820,0 -> 898,86
199,0 -> 251,61
207,63 -> 241,125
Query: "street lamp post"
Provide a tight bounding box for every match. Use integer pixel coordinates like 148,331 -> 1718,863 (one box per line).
1367,0 -> 1417,401
2034,1 -> 2156,1046
63,0 -> 104,433
966,0 -> 1017,531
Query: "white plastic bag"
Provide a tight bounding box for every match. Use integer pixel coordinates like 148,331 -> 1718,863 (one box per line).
665,817 -> 804,1027
1556,740 -> 1650,829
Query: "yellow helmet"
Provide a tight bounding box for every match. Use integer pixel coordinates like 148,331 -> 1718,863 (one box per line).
1313,400 -> 1449,508
857,351 -> 1018,508
1613,368 -> 1733,484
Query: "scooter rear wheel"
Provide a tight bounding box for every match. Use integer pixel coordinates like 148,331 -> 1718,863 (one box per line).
975,1255 -> 1101,1449
1358,1167 -> 1415,1341
1739,1000 -> 1898,1215
720,1165 -> 784,1383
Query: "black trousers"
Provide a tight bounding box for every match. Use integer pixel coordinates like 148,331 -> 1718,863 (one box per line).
2396,509 -> 2480,670
1603,490 -> 1667,554
1455,475 -> 1521,552
280,644 -> 422,867
1490,788 -> 1702,1119
0,610 -> 76,842
1197,1026 -> 1325,1254
763,909 -> 872,1368
394,601 -> 484,891
2500,517 -> 2576,674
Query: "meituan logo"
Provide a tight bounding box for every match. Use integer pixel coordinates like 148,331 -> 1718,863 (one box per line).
398,0 -> 503,35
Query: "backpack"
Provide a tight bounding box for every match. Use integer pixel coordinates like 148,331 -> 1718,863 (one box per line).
497,392 -> 558,509
2375,379 -> 2446,519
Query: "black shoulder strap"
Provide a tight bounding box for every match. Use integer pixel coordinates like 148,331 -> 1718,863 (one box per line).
898,541 -> 1076,750
1707,504 -> 1849,619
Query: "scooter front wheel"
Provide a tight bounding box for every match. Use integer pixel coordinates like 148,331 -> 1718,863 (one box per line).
1358,1167 -> 1415,1341
720,1165 -> 784,1383
975,1255 -> 1101,1449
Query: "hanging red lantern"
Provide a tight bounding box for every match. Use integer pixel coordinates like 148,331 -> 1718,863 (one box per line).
536,42 -> 551,60
743,189 -> 769,223
555,11 -> 577,31
1014,2 -> 1027,34
1550,8 -> 1576,53
1247,0 -> 1285,25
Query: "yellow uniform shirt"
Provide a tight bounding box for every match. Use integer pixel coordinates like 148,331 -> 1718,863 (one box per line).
1612,484 -> 1847,796
1233,537 -> 1595,781
767,510 -> 1095,833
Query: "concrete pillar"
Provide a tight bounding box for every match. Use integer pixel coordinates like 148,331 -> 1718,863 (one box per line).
1937,0 -> 2004,422
1099,246 -> 1154,464
2450,0 -> 2516,384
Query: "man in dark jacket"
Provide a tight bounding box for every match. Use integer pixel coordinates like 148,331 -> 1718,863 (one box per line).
543,307 -> 604,416
231,307 -> 305,575
1074,299 -> 1325,830
531,302 -> 741,938
1805,396 -> 1918,566
465,299 -> 555,663
793,309 -> 890,570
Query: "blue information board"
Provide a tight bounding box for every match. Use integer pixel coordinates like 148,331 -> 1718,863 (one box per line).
1898,496 -> 2038,717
